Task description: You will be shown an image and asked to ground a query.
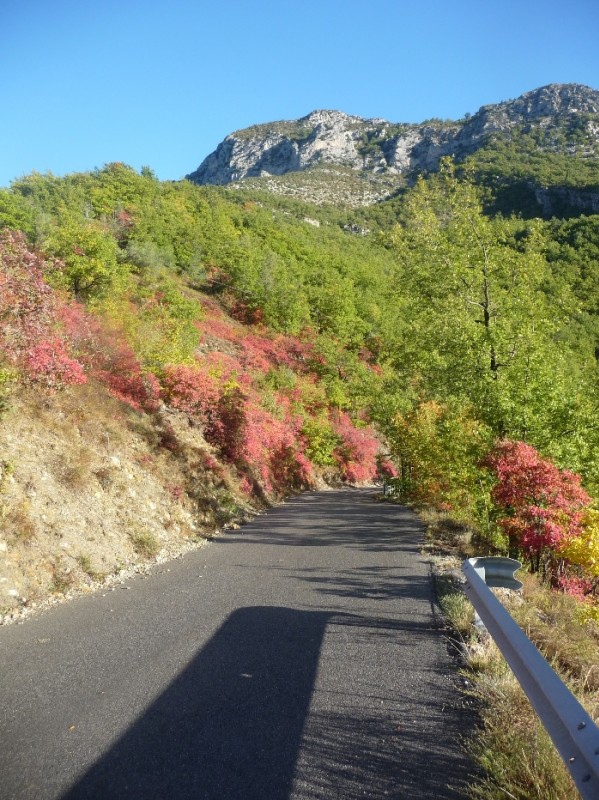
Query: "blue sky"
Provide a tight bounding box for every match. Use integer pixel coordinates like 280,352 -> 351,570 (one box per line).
1,0 -> 598,187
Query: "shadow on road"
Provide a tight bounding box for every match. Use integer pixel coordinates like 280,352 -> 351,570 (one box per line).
60,606 -> 474,800
58,491 -> 476,800
61,606 -> 329,800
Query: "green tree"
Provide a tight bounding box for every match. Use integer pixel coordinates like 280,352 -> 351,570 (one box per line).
388,163 -> 589,445
0,190 -> 37,237
43,217 -> 127,299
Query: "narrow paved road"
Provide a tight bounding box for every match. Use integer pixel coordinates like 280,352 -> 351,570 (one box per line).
0,489 -> 475,799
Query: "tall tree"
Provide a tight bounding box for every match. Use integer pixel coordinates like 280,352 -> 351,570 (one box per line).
387,162 -> 591,448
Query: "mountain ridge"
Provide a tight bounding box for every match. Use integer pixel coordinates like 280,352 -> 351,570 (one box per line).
186,83 -> 599,208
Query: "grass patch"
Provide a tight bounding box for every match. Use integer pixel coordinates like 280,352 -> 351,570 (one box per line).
4,500 -> 37,542
49,560 -> 75,594
58,447 -> 94,490
420,506 -> 476,558
76,554 -> 104,582
466,672 -> 576,799
513,574 -> 599,694
128,528 -> 160,559
435,572 -> 475,641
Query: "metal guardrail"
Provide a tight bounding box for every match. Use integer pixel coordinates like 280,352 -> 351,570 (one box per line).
462,557 -> 599,799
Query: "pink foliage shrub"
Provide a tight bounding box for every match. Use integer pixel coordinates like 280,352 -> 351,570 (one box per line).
331,411 -> 380,483
239,334 -> 313,373
23,338 -> 86,387
0,229 -> 87,388
166,301 -> 383,495
58,300 -> 159,411
94,340 -> 160,411
161,365 -> 221,423
484,440 -> 590,567
378,458 -> 399,479
557,574 -> 594,602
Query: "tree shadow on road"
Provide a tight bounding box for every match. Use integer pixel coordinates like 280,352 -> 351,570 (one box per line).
219,489 -> 426,554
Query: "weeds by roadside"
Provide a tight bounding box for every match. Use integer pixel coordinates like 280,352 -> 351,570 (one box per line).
420,505 -> 586,799
128,527 -> 160,559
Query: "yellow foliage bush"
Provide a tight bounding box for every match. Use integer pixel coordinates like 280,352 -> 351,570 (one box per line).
560,509 -> 599,576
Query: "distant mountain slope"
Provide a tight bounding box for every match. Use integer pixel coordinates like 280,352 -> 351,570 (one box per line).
186,84 -> 599,210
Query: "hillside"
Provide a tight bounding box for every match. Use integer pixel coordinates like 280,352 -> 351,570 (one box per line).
2,115 -> 599,632
4,105 -> 599,798
187,83 -> 599,213
0,191 -> 391,619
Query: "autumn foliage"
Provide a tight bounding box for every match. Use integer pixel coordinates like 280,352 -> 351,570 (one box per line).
1,229 -> 383,499
485,439 -> 591,579
161,305 -> 382,494
0,230 -> 86,387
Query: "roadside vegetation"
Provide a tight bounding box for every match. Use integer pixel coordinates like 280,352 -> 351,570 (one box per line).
2,150 -> 599,793
421,506 -> 599,799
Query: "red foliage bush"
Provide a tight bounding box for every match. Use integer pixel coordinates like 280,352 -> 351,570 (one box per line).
0,229 -> 87,388
377,458 -> 399,479
204,386 -> 247,463
331,411 -> 380,483
23,338 -> 86,387
161,365 -> 221,423
230,301 -> 265,325
59,302 -> 160,411
484,440 -> 591,568
166,302 -> 382,495
556,574 -> 595,601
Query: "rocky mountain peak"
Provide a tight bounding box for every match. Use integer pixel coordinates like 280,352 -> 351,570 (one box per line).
186,84 -> 599,205
507,83 -> 599,118
299,109 -> 362,127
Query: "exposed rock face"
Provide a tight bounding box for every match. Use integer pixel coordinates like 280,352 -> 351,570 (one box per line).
190,110 -> 369,185
186,84 -> 599,205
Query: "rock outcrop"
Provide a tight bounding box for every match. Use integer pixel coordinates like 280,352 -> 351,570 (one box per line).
186,84 -> 599,198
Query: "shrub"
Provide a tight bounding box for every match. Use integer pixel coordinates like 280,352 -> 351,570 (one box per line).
23,338 -> 87,387
0,229 -> 87,388
484,440 -> 591,575
43,217 -> 127,299
160,364 -> 220,423
330,411 -> 380,483
128,528 -> 160,558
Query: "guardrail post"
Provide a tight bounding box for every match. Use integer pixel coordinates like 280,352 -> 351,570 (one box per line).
468,556 -> 523,634
462,557 -> 599,799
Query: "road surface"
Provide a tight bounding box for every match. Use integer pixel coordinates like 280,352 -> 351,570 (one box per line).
0,488 -> 475,799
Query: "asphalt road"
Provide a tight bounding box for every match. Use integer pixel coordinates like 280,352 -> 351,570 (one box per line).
0,488 -> 475,799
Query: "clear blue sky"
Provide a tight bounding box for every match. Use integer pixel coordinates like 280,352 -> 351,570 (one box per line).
1,0 -> 598,188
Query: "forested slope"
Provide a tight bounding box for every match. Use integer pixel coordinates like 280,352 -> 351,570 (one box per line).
2,158 -> 599,615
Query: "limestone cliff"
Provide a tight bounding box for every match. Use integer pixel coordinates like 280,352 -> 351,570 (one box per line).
186,84 -> 599,207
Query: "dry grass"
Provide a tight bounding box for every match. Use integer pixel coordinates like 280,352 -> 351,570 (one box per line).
49,559 -> 76,594
513,573 -> 599,694
128,527 -> 160,559
466,671 -> 577,799
423,508 -> 599,799
75,554 -> 104,582
419,506 -> 476,558
4,500 -> 37,542
435,572 -> 475,640
58,447 -> 95,490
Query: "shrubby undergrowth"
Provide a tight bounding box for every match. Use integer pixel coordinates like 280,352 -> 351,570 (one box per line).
0,227 -> 384,500
3,160 -> 599,597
